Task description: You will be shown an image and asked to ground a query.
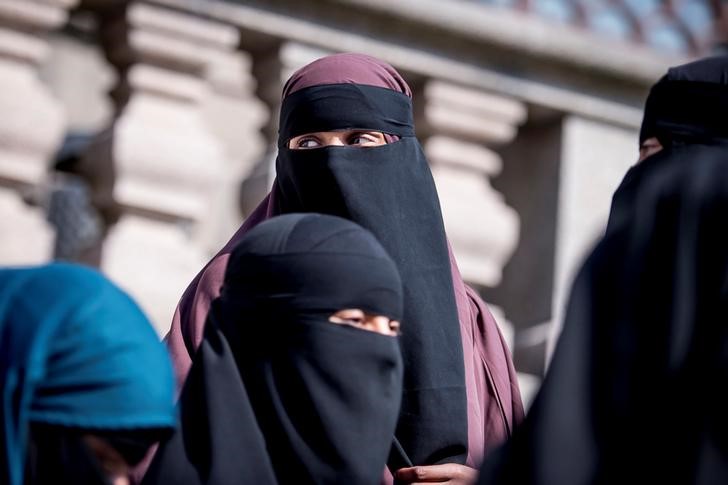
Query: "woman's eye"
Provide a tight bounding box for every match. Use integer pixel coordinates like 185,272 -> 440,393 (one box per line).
348,133 -> 381,146
297,138 -> 320,149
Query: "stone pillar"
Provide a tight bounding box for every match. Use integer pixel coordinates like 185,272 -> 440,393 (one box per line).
0,0 -> 78,264
420,79 -> 536,403
233,37 -> 285,219
238,41 -> 331,218
488,116 -> 563,378
201,49 -> 267,249
421,80 -> 523,289
100,2 -> 240,335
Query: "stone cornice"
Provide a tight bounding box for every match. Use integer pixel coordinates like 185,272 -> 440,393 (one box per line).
146,0 -> 684,128
336,0 -> 684,85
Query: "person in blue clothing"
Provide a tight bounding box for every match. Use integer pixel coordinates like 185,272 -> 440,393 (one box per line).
0,263 -> 176,485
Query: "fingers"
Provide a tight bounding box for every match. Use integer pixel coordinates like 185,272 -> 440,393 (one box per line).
395,463 -> 478,484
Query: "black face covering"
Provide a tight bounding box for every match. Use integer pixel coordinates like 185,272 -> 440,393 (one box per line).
145,214 -> 405,485
24,425 -> 110,485
479,142 -> 728,485
274,83 -> 468,467
611,56 -> 728,235
639,55 -> 728,147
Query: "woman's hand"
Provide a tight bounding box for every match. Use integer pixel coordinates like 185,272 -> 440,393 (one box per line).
395,464 -> 478,484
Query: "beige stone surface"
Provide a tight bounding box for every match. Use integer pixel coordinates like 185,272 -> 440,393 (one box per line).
113,87 -> 225,220
152,0 -> 656,128
40,34 -> 115,132
0,188 -> 53,265
423,83 -> 523,288
103,4 -> 241,333
201,49 -> 268,250
0,0 -> 77,267
429,140 -> 519,287
547,115 -> 639,362
425,81 -> 527,145
102,214 -> 207,336
0,56 -> 65,186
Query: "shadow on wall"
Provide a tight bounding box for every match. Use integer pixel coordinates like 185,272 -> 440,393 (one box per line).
483,109 -> 565,379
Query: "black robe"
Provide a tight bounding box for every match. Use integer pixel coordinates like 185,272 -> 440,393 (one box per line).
479,54 -> 728,482
275,83 -> 468,466
144,214 -> 405,485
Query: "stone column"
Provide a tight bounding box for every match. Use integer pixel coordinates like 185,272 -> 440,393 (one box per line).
0,0 -> 78,264
201,49 -> 267,250
234,38 -> 284,219
421,80 -> 523,289
99,2 -> 240,335
238,41 -> 331,218
420,79 -> 540,403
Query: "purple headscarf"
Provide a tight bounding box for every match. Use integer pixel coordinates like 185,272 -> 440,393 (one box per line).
164,53 -> 522,471
282,53 -> 412,97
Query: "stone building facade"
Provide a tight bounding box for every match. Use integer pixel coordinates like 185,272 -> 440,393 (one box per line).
0,0 -> 721,404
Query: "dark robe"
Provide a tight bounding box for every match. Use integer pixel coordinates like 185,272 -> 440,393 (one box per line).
160,55 -> 523,480
480,54 -> 728,485
144,214 -> 405,485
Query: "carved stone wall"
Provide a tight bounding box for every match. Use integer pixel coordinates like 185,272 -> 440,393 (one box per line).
421,80 -> 525,289
99,2 -> 241,334
492,112 -> 638,379
0,0 -> 78,265
4,0 -> 677,392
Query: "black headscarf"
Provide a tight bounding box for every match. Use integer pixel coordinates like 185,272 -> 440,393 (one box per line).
479,120 -> 728,484
144,213 -> 405,485
639,55 -> 728,147
611,55 -> 728,235
275,82 -> 468,467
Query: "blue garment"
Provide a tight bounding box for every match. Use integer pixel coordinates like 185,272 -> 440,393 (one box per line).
0,263 -> 175,485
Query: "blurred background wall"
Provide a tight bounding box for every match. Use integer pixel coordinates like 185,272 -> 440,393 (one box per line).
1,0 -> 723,406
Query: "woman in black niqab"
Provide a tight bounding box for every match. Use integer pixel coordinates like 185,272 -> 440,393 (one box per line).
479,55 -> 728,485
144,213 -> 405,485
610,54 -> 728,232
167,55 -> 524,477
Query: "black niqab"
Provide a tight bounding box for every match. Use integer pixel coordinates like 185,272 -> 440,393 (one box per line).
275,83 -> 468,467
639,55 -> 728,147
144,214 -> 405,485
479,139 -> 728,484
24,427 -> 110,485
611,55 -> 728,235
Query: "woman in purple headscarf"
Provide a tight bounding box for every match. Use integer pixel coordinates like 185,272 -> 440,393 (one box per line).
167,53 -> 523,483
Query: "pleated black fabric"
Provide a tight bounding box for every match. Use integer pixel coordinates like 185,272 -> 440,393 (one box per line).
478,141 -> 728,484
274,83 -> 468,467
144,214 -> 405,485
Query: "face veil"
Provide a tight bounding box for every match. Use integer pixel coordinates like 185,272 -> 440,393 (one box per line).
638,55 -> 728,149
145,214 -> 406,485
274,83 -> 468,466
610,55 -> 728,235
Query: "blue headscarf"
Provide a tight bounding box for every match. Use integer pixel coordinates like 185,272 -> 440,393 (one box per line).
0,263 -> 176,485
